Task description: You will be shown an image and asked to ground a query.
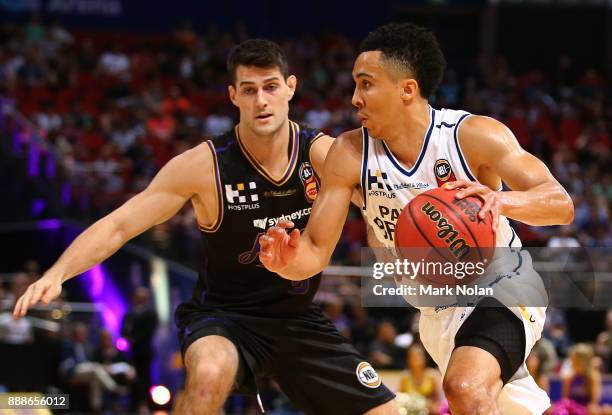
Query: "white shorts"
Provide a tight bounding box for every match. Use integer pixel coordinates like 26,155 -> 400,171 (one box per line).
416,250 -> 551,414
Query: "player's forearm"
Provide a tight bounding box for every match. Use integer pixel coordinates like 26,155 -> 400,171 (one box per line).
48,217 -> 127,283
499,182 -> 574,226
276,234 -> 330,281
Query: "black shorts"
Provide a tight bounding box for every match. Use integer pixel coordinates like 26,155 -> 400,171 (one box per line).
454,297 -> 526,384
176,301 -> 395,415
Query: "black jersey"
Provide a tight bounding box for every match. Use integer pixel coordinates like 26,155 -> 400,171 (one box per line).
188,120 -> 325,315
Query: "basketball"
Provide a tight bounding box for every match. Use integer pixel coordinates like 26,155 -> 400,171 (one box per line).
394,186 -> 495,286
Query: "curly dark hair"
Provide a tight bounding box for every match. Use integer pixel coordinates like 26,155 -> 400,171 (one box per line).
360,23 -> 447,98
227,39 -> 288,85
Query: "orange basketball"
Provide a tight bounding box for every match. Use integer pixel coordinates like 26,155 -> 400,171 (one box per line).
394,186 -> 495,286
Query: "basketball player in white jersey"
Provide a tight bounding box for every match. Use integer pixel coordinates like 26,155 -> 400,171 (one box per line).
260,23 -> 574,414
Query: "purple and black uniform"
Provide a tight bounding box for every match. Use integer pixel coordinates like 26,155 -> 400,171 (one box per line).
175,120 -> 395,414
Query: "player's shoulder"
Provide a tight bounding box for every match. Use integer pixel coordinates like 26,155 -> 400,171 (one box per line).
318,128 -> 362,183
162,139 -> 216,181
335,128 -> 364,155
459,114 -> 514,141
458,114 -> 518,158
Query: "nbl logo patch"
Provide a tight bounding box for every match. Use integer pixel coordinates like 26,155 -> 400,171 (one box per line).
355,362 -> 381,388
299,162 -> 319,202
434,159 -> 456,187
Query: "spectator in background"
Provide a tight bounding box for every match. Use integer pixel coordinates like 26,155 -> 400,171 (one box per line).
527,348 -> 550,394
349,305 -> 376,356
398,343 -> 443,415
545,309 -> 573,359
23,259 -> 41,282
203,106 -> 233,136
553,343 -> 607,415
25,14 -> 45,44
95,330 -> 135,412
0,273 -> 33,345
60,322 -> 123,412
547,225 -> 581,249
323,295 -> 350,339
369,320 -> 405,370
121,286 -> 158,413
98,43 -> 130,77
97,329 -> 136,384
595,310 -> 612,373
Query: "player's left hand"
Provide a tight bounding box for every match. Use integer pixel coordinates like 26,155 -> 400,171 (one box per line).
444,180 -> 501,232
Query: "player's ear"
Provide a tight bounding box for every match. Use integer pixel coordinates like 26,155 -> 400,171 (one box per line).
286,75 -> 297,100
399,79 -> 418,102
228,84 -> 238,107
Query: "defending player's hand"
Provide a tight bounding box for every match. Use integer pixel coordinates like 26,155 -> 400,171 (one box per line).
444,180 -> 501,231
258,220 -> 301,273
12,273 -> 63,319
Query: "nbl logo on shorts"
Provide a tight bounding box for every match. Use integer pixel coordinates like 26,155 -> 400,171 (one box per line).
355,362 -> 381,388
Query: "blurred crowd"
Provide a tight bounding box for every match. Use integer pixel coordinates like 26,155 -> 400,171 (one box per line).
0,18 -> 610,265
0,16 -> 611,415
0,260 -> 159,414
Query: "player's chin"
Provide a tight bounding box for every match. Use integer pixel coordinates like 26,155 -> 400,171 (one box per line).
252,122 -> 278,136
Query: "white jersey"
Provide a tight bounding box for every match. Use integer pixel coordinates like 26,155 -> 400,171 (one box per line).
359,106 -> 550,414
360,106 -> 520,251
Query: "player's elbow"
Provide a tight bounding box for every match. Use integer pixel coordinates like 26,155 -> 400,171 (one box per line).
104,217 -> 130,249
560,197 -> 575,225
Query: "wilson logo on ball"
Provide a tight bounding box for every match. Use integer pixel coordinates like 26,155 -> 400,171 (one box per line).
421,201 -> 470,261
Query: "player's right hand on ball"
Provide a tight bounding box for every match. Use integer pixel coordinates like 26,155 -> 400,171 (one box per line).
258,220 -> 300,273
12,273 -> 62,319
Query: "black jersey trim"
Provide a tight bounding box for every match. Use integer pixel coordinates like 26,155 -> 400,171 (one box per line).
309,131 -> 325,147
235,120 -> 299,187
199,140 -> 224,233
308,131 -> 327,177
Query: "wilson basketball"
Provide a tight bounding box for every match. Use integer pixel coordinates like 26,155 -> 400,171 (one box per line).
394,186 -> 495,286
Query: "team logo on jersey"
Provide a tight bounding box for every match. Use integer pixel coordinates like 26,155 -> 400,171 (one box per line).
519,304 -> 536,323
367,169 -> 396,199
434,159 -> 456,187
225,182 -> 260,210
252,208 -> 312,229
373,205 -> 400,241
356,362 -> 381,388
264,189 -> 297,198
367,169 -> 392,191
299,162 -> 319,202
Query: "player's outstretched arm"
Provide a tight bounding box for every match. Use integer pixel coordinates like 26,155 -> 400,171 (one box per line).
446,115 -> 574,227
259,131 -> 362,280
13,144 -> 213,318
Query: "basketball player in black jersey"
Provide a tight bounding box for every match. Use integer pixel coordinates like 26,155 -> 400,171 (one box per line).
13,39 -> 398,414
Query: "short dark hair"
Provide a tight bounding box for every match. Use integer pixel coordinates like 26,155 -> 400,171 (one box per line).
227,39 -> 289,84
360,23 -> 447,98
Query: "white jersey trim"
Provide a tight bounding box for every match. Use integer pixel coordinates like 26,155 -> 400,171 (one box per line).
360,127 -> 369,211
380,106 -> 436,177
